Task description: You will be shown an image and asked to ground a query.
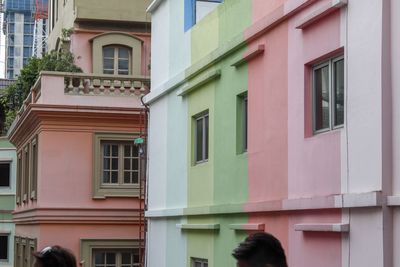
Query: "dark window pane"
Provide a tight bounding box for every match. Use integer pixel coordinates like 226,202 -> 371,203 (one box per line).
103,69 -> 114,75
103,59 -> 114,72
122,252 -> 131,264
314,65 -> 330,131
132,145 -> 138,156
124,171 -> 131,184
103,158 -> 110,170
106,253 -> 116,264
132,172 -> 139,184
103,47 -> 114,58
0,163 -> 10,187
334,59 -> 344,126
205,115 -> 209,160
0,235 -> 8,260
124,159 -> 131,170
112,158 -> 118,170
118,70 -> 129,75
111,171 -> 118,183
103,171 -> 110,183
94,252 -> 105,264
196,118 -> 203,162
244,97 -> 248,151
118,59 -> 129,71
103,144 -> 110,156
132,159 -> 138,170
112,145 -> 118,157
124,145 -> 131,157
119,48 -> 129,59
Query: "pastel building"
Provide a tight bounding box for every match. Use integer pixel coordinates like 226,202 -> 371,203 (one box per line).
8,0 -> 151,267
0,138 -> 16,267
145,0 -> 399,266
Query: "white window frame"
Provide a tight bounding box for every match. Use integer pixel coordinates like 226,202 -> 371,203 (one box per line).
194,112 -> 209,164
312,55 -> 344,134
102,46 -> 131,75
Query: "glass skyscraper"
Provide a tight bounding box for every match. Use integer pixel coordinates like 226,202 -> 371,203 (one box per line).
2,0 -> 48,79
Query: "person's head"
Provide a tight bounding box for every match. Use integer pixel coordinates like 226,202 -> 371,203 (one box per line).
33,246 -> 77,267
232,232 -> 288,267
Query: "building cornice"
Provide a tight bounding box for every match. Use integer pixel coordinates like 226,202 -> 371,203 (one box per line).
146,191 -> 384,218
8,104 -> 144,148
13,207 -> 142,225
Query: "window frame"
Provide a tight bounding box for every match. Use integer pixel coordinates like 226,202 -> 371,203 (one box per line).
194,111 -> 209,164
80,239 -> 140,267
93,133 -> 140,199
236,92 -> 248,154
100,141 -> 139,187
92,249 -> 140,267
312,55 -> 344,134
0,161 -> 11,188
193,0 -> 223,25
191,257 -> 208,267
102,45 -> 131,75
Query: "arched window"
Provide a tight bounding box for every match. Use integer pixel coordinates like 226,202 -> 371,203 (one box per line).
91,33 -> 143,75
103,46 -> 131,75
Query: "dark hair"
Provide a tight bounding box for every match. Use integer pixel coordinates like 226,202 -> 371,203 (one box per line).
232,232 -> 288,267
33,246 -> 77,267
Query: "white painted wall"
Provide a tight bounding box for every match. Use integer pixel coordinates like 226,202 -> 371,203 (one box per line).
148,97 -> 168,210
348,209 -> 384,267
196,1 -> 220,23
346,0 -> 383,193
391,0 -> 400,266
150,0 -> 171,90
147,220 -> 167,267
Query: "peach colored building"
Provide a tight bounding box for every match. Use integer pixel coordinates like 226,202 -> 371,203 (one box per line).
8,1 -> 151,267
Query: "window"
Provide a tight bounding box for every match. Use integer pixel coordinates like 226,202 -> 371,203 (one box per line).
103,46 -> 130,75
16,136 -> 38,205
185,0 -> 222,30
31,138 -> 38,200
93,250 -> 140,267
23,145 -> 30,202
101,142 -> 139,185
191,258 -> 208,267
81,240 -> 141,267
14,237 -> 36,267
93,133 -> 141,198
312,56 -> 344,133
194,112 -> 209,164
237,93 -> 248,153
0,235 -> 8,261
0,162 -> 11,187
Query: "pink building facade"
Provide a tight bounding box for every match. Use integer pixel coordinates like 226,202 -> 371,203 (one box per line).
146,0 -> 400,266
8,1 -> 151,266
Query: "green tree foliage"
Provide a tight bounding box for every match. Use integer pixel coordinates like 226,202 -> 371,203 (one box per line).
0,50 -> 82,133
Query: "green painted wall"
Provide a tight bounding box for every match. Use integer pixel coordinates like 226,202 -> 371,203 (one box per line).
0,196 -> 15,211
184,1 -> 252,266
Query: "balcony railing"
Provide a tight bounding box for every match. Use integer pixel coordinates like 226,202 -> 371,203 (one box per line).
63,72 -> 150,96
16,71 -> 150,119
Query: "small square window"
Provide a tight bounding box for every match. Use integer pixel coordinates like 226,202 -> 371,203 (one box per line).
312,55 -> 344,133
0,235 -> 9,261
194,112 -> 209,164
192,257 -> 208,267
0,162 -> 10,187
